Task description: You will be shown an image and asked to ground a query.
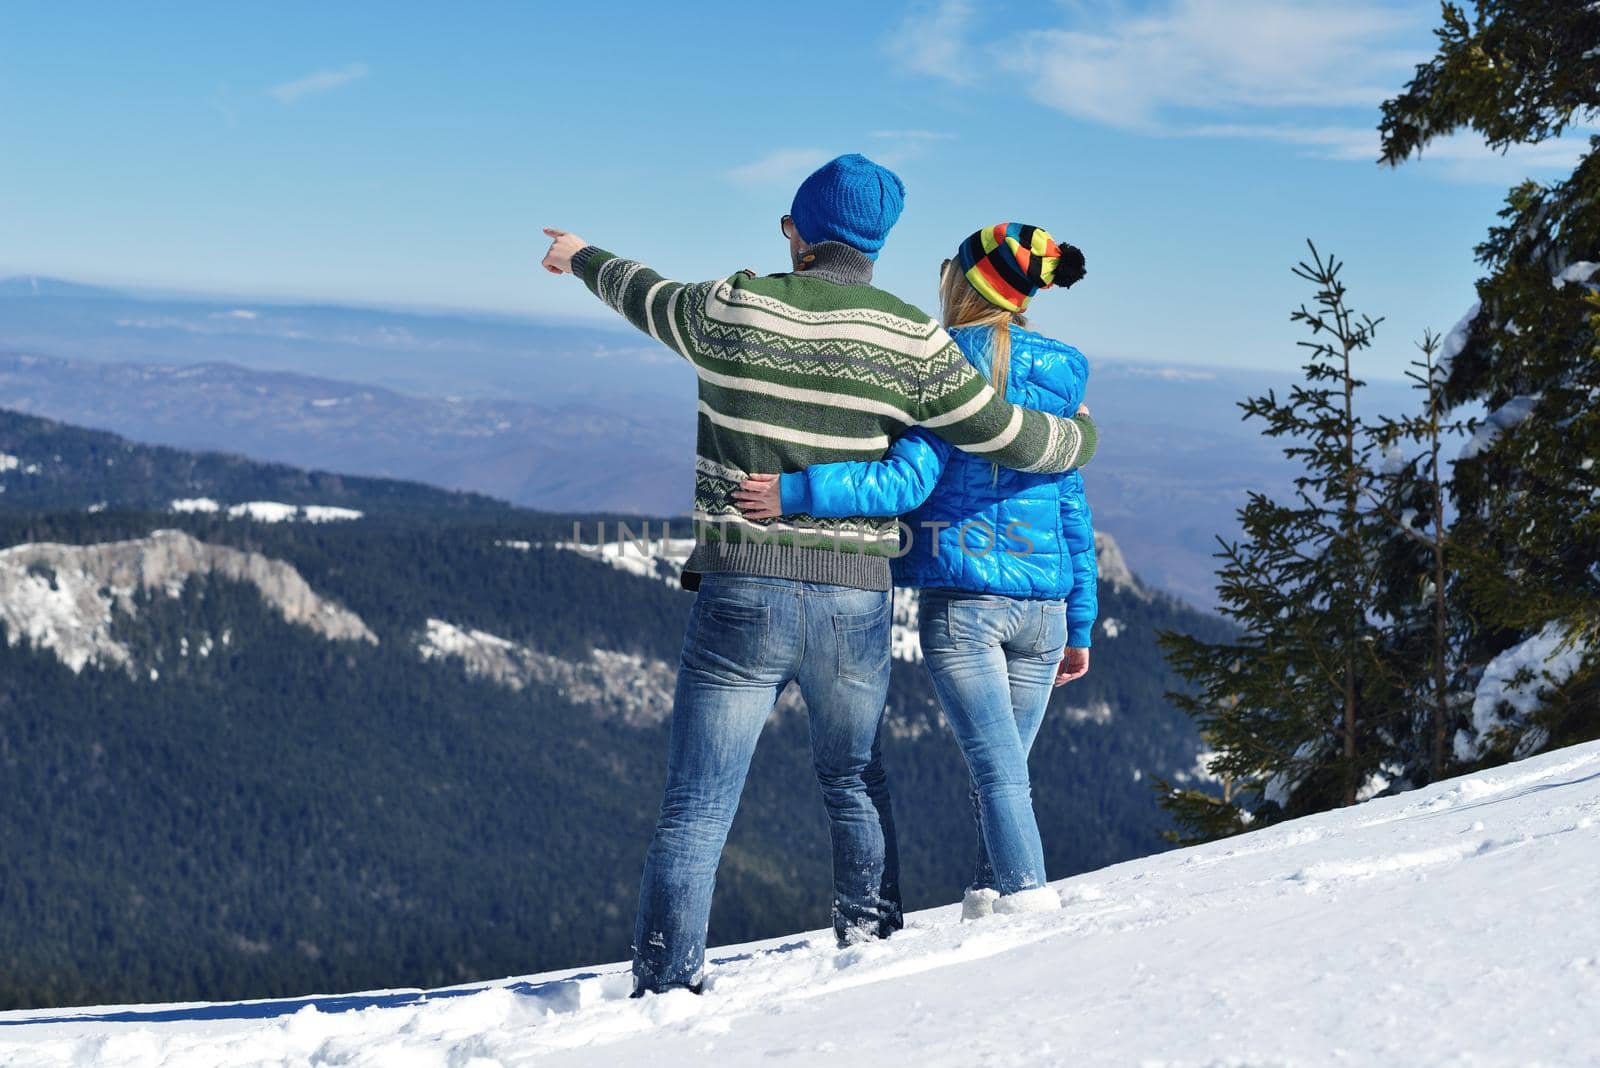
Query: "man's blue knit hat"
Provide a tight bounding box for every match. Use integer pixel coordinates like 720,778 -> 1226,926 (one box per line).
790,154 -> 906,261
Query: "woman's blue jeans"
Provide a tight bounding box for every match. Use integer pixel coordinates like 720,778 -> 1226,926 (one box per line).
917,589 -> 1067,896
632,573 -> 900,995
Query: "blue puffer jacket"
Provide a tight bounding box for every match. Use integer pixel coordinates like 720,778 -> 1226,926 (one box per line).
779,323 -> 1098,647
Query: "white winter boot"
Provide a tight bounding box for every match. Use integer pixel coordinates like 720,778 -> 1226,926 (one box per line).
961,887 -> 1000,921
991,887 -> 1062,915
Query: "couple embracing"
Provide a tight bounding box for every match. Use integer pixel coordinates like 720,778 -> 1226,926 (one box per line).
540,153 -> 1100,997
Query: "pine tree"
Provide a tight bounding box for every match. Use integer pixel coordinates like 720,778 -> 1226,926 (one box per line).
1382,1 -> 1600,762
1158,245 -> 1403,838
1366,335 -> 1477,786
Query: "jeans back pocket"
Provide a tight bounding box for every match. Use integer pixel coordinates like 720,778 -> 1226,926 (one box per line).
1029,601 -> 1069,655
944,597 -> 1011,646
689,599 -> 771,682
833,599 -> 891,685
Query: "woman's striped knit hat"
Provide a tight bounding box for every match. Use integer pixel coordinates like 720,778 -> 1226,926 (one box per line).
955,222 -> 1086,313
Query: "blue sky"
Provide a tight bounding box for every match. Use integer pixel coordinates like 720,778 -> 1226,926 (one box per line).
0,1 -> 1587,377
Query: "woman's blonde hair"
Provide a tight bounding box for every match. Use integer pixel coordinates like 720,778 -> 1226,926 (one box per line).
939,262 -> 1029,482
939,261 -> 1027,397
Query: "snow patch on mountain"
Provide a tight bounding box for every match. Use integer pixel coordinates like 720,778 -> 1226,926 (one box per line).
419,619 -> 681,727
0,530 -> 376,674
301,505 -> 363,523
0,452 -> 41,479
168,499 -> 363,523
1091,532 -> 1142,598
1060,699 -> 1114,725
536,533 -> 696,587
890,587 -> 921,661
7,739 -> 1598,1065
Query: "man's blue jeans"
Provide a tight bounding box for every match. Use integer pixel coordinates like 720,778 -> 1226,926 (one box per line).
632,573 -> 900,994
917,589 -> 1067,897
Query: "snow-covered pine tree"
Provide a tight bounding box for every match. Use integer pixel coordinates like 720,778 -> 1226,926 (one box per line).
1158,245 -> 1405,837
1382,0 -> 1600,763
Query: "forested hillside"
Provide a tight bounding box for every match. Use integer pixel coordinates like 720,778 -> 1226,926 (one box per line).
0,409 -> 1230,1009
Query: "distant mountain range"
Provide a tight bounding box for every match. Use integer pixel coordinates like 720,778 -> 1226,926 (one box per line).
0,351 -> 689,521
0,276 -> 1430,606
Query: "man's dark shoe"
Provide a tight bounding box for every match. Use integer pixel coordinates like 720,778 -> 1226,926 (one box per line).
630,981 -> 703,998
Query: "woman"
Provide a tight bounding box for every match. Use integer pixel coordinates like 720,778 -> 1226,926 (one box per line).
734,223 -> 1097,917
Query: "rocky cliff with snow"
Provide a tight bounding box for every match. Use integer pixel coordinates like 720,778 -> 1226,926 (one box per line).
0,529 -> 375,674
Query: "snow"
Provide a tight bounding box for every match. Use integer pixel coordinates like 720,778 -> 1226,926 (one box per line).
227,501 -> 301,523
550,534 -> 697,586
1100,617 -> 1122,638
1377,441 -> 1407,476
168,500 -> 363,523
1458,393 -> 1539,461
1262,740 -> 1321,808
0,453 -> 19,473
301,506 -> 364,523
4,740 -> 1599,1065
1556,260 -> 1599,286
1060,700 -> 1114,725
1174,747 -> 1222,786
418,619 -> 677,726
1434,300 -> 1480,381
891,587 -> 921,661
0,531 -> 376,674
1455,621 -> 1588,762
1354,762 -> 1404,802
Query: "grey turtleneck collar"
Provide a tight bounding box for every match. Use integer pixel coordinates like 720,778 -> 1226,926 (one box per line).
792,241 -> 875,286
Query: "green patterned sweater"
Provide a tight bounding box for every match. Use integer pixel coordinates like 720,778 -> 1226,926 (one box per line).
572,241 -> 1099,591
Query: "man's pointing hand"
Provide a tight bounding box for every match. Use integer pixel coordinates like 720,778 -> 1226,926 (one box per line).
541,227 -> 588,275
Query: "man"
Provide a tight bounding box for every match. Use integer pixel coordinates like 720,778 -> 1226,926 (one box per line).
540,153 -> 1098,996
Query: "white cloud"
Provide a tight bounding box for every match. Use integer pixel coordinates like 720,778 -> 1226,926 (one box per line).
1396,130 -> 1593,182
1185,123 -> 1384,160
727,148 -> 832,188
893,0 -> 977,83
895,2 -> 1420,130
1186,122 -> 1590,180
891,1 -> 1588,182
266,63 -> 370,105
1007,0 -> 1422,130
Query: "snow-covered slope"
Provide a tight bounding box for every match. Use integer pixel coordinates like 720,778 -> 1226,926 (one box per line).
4,741 -> 1598,1066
